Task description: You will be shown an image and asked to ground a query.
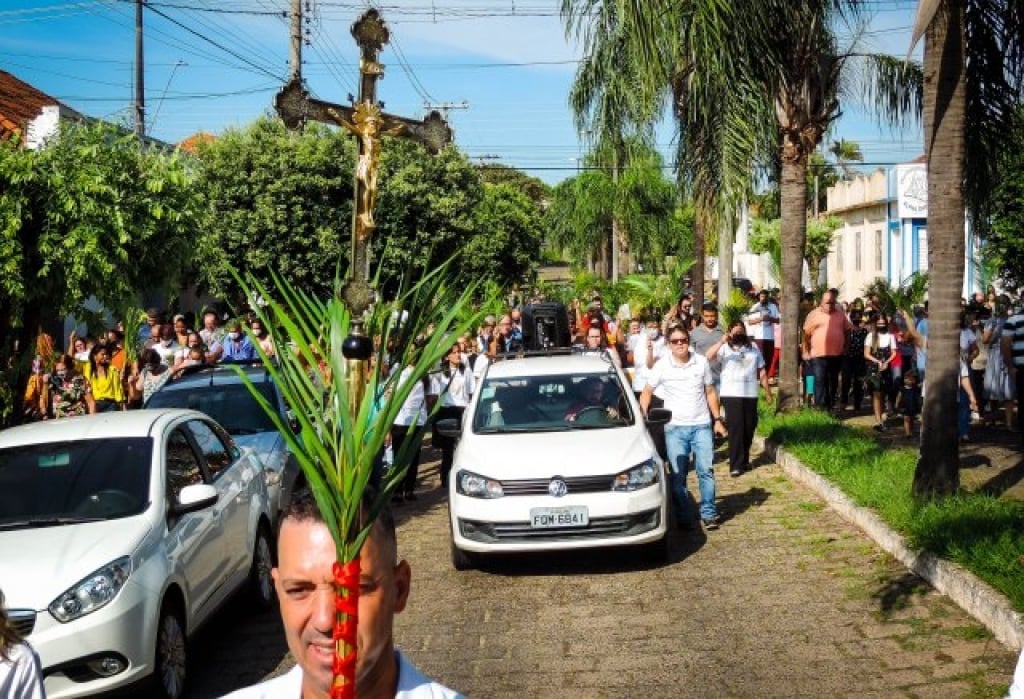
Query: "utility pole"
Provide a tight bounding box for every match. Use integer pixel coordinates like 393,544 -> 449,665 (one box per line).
134,0 -> 145,139
289,0 -> 302,81
423,100 -> 468,121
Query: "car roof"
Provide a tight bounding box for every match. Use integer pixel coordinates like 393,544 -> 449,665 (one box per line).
157,363 -> 272,391
0,409 -> 210,447
484,352 -> 619,379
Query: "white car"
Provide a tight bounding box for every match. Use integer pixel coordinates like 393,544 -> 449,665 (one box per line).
440,352 -> 670,570
0,409 -> 275,699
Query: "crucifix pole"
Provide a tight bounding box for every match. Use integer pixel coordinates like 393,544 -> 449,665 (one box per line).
274,9 -> 452,419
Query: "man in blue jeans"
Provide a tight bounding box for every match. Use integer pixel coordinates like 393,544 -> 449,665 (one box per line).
640,326 -> 728,530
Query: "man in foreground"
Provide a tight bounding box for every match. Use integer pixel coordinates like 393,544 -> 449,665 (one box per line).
225,492 -> 464,699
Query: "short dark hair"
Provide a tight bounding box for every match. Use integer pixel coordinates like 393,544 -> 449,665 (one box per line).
701,302 -> 718,313
283,488 -> 397,563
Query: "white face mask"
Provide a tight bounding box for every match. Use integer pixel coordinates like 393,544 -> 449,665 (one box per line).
228,332 -> 240,341
646,328 -> 659,340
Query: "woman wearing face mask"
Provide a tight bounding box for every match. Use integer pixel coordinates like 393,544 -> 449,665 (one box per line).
430,343 -> 474,489
250,319 -> 275,358
864,315 -> 896,431
135,348 -> 173,406
707,321 -> 772,477
44,355 -> 91,419
221,321 -> 258,362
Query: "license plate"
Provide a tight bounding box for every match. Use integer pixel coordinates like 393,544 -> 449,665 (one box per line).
530,506 -> 589,528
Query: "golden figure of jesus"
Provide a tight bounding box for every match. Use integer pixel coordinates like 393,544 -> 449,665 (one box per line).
329,103 -> 403,239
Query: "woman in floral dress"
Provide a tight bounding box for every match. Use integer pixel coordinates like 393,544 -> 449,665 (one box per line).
46,355 -> 91,419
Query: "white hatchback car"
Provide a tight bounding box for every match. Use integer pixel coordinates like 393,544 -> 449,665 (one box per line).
441,352 -> 670,570
0,409 -> 275,699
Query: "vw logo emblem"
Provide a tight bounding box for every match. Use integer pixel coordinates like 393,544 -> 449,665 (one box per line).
548,478 -> 568,498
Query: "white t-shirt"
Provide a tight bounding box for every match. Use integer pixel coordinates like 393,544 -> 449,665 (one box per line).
0,642 -> 45,699
745,301 -> 779,341
630,336 -> 665,393
716,344 -> 765,398
222,650 -> 465,699
646,351 -> 713,426
1008,648 -> 1024,699
432,364 -> 474,408
866,332 -> 896,354
392,366 -> 430,427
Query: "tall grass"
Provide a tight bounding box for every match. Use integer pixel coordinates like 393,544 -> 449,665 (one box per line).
758,409 -> 1024,612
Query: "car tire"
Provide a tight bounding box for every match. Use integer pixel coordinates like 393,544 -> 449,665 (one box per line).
152,601 -> 187,699
450,540 -> 476,571
249,522 -> 276,609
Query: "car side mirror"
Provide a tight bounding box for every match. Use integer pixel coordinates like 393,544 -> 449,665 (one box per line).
645,407 -> 672,426
170,483 -> 218,516
435,418 -> 461,438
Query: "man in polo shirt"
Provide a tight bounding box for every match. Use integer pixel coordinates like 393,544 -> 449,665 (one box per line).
802,289 -> 852,411
1000,299 -> 1024,447
639,326 -> 728,530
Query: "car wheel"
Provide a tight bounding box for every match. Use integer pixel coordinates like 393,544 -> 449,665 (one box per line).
153,601 -> 187,699
450,540 -> 476,571
249,523 -> 276,609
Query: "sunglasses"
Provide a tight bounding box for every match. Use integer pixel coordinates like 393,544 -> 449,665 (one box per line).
669,338 -> 689,345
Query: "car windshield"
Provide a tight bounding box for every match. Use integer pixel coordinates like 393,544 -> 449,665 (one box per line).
0,438 -> 152,527
148,382 -> 278,436
472,372 -> 634,433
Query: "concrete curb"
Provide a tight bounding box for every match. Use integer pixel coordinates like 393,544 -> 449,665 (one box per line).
755,435 -> 1024,652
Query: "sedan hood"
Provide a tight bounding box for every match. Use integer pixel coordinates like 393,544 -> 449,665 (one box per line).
233,431 -> 283,466
456,427 -> 656,479
0,518 -> 150,609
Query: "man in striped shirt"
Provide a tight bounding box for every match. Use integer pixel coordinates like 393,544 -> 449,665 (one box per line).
1000,299 -> 1024,447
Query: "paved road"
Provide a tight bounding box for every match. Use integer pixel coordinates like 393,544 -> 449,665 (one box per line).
188,448 -> 1019,698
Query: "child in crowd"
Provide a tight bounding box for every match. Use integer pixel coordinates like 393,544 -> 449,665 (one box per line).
901,369 -> 922,438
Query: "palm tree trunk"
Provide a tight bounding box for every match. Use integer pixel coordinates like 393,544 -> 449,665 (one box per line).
913,0 -> 965,498
611,216 -> 621,282
777,138 -> 809,413
692,217 -> 706,308
718,216 -> 733,303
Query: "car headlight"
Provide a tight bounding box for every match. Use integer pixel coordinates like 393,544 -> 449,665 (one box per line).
49,556 -> 133,623
456,470 -> 504,499
612,459 -> 659,492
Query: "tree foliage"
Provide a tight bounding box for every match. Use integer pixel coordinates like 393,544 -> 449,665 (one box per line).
191,117 -> 354,307
987,107 -> 1024,292
0,122 -> 200,424
478,163 -> 550,205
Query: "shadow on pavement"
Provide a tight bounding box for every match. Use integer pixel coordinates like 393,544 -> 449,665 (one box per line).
872,570 -> 932,616
718,486 -> 771,524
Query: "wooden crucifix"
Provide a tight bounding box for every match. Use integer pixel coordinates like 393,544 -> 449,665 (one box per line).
274,8 -> 453,320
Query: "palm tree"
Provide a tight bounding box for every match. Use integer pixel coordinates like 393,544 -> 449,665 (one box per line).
562,0 -> 920,413
908,0 -> 1023,497
829,138 -> 864,180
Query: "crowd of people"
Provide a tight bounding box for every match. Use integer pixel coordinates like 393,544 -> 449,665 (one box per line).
18,307 -> 273,421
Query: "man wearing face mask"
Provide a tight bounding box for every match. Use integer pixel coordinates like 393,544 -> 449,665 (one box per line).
153,326 -> 181,367
221,320 -> 258,362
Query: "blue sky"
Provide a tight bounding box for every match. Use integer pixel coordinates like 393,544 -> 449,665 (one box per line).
2,0 -> 922,185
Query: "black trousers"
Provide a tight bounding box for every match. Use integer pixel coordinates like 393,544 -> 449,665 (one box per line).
840,355 -> 866,409
721,396 -> 758,472
390,424 -> 424,496
432,405 -> 465,486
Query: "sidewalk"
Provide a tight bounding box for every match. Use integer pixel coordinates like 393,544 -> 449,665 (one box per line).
756,405 -> 1024,651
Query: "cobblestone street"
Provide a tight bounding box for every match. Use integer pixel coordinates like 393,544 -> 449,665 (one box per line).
189,449 -> 1019,698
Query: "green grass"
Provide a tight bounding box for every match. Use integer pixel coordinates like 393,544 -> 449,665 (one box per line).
757,408 -> 1024,613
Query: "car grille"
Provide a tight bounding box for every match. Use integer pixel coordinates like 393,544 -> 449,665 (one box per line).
8,609 -> 36,637
459,508 -> 660,543
499,474 -> 614,496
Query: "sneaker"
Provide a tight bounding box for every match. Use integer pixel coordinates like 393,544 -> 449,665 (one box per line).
873,422 -> 885,432
702,516 -> 721,530
730,469 -> 742,478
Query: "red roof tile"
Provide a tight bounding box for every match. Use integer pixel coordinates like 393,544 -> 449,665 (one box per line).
0,69 -> 70,144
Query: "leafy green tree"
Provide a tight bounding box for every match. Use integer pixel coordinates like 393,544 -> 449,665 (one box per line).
909,0 -> 1024,497
0,122 -> 200,425
748,215 -> 839,289
478,163 -> 550,206
191,117 -> 353,308
987,108 -> 1024,292
460,183 -> 544,289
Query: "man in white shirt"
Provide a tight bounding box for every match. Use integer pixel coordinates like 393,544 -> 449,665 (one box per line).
745,289 -> 780,372
639,326 -> 728,530
223,492 -> 464,699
